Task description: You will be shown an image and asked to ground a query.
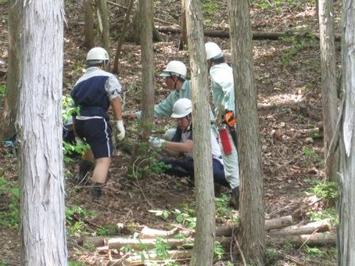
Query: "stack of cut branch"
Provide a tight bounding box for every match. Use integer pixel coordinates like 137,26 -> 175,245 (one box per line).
76,216 -> 335,265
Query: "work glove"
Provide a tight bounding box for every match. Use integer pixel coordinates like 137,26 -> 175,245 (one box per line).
148,136 -> 166,149
115,120 -> 125,141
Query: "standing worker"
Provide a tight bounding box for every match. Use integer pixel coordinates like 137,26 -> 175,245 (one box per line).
205,41 -> 240,209
71,47 -> 125,200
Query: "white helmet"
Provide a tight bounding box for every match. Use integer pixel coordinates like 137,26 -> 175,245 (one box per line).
205,42 -> 223,60
160,60 -> 187,79
86,47 -> 109,64
171,98 -> 192,118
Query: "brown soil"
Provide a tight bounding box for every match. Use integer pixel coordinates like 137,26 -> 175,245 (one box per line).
0,0 -> 340,265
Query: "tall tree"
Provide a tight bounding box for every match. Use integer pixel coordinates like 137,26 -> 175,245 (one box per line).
318,0 -> 338,181
139,0 -> 155,137
96,0 -> 110,50
1,1 -> 21,140
83,0 -> 95,49
17,0 -> 67,264
338,0 -> 355,264
229,0 -> 264,264
179,0 -> 188,50
185,0 -> 215,265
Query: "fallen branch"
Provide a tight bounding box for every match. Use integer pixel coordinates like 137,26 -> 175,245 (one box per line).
139,226 -> 178,239
155,25 -> 341,41
270,231 -> 336,246
216,215 -> 293,237
269,220 -> 332,237
111,250 -> 191,266
108,237 -> 190,250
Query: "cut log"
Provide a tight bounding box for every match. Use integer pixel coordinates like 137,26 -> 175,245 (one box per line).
110,250 -> 192,266
139,226 -> 178,239
269,220 -> 332,236
270,231 -> 336,246
265,215 -> 294,230
78,236 -> 107,247
108,237 -> 190,250
155,25 -> 341,41
216,215 -> 293,236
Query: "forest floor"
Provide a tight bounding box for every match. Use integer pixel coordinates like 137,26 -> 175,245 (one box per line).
0,0 -> 341,265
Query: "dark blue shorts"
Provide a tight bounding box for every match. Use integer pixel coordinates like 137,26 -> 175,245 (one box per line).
75,117 -> 113,159
161,157 -> 229,187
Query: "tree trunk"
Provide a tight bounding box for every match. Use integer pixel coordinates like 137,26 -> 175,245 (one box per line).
179,0 -> 188,50
185,1 -> 215,265
127,3 -> 161,45
338,0 -> 355,264
318,0 -> 339,181
112,0 -> 135,74
2,1 -> 21,140
229,0 -> 265,265
83,0 -> 95,49
18,1 -> 67,265
139,0 -> 154,137
96,0 -> 110,50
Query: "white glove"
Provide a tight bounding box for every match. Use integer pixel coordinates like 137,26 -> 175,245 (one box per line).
148,136 -> 166,149
115,120 -> 125,141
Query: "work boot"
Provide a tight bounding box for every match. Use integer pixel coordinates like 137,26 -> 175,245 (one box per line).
75,160 -> 94,185
91,183 -> 103,201
230,187 -> 239,210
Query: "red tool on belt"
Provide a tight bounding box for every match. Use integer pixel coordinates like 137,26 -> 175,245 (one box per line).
219,126 -> 232,155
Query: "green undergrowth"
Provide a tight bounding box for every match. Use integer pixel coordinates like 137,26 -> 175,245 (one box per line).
0,176 -> 20,229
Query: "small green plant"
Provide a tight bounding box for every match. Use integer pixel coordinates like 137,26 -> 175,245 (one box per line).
96,224 -> 117,236
304,245 -> 325,257
308,208 -> 338,225
214,241 -> 225,260
65,205 -> 95,236
172,206 -> 196,229
155,237 -> 170,259
68,260 -> 86,266
63,139 -> 89,163
0,84 -> 6,97
0,176 -> 20,229
280,32 -> 317,65
265,248 -> 280,265
62,95 -> 79,123
303,146 -> 322,165
310,181 -> 338,201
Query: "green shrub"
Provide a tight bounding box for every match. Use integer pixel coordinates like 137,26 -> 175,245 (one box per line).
0,177 -> 20,229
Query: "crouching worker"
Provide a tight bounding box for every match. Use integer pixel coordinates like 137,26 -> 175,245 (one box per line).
149,98 -> 229,188
71,47 -> 125,200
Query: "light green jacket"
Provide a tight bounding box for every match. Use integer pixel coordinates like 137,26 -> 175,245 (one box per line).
136,80 -> 215,121
210,63 -> 235,119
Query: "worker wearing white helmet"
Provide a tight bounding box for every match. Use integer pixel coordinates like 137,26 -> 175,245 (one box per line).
71,47 -> 125,200
205,41 -> 240,209
148,98 -> 229,188
125,60 -> 190,120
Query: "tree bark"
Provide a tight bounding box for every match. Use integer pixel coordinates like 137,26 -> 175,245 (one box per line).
95,0 -> 110,50
139,0 -> 155,138
338,0 -> 355,264
112,0 -> 135,74
83,0 -> 95,49
185,0 -> 215,265
2,1 -> 21,140
18,0 -> 67,265
229,0 -> 265,265
179,0 -> 188,50
318,0 -> 339,181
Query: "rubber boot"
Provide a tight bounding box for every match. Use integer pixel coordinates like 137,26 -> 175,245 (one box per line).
75,160 -> 94,185
230,187 -> 239,210
91,183 -> 104,201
